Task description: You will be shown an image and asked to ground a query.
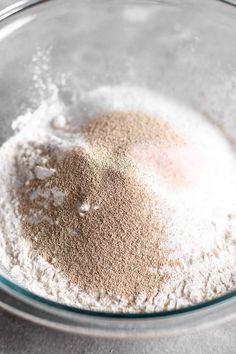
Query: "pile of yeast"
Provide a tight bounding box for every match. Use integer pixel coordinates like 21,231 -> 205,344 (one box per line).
2,86 -> 236,311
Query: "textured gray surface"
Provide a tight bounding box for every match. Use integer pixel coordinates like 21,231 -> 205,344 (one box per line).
0,307 -> 236,354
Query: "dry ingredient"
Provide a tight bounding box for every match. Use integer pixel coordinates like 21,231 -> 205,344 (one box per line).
18,146 -> 167,301
18,111 -> 184,301
80,111 -> 184,154
1,85 -> 236,312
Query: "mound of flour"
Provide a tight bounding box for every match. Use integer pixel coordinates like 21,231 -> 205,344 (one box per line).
0,85 -> 236,313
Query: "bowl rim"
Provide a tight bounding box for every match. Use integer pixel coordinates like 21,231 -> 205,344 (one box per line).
1,274 -> 236,337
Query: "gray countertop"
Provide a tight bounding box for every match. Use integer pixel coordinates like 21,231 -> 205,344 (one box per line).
0,307 -> 236,354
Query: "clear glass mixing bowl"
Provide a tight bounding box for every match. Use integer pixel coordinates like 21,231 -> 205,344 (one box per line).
0,0 -> 236,338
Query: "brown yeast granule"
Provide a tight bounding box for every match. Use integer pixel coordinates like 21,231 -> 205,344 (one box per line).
80,111 -> 184,155
17,111 -> 183,302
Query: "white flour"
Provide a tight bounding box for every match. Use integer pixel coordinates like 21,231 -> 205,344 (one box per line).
0,85 -> 236,313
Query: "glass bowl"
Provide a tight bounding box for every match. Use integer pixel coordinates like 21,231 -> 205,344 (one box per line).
0,0 -> 236,338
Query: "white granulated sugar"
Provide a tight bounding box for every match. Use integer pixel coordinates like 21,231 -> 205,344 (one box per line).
0,85 -> 236,313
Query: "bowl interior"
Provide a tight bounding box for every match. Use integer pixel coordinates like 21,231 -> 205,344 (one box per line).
0,0 -> 236,334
